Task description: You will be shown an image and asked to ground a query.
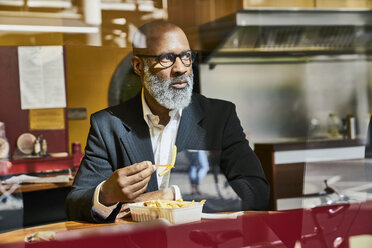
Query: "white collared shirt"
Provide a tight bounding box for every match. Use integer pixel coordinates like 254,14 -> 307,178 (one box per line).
141,90 -> 182,189
92,89 -> 182,218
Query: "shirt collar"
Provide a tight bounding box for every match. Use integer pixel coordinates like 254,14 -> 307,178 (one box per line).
141,89 -> 182,126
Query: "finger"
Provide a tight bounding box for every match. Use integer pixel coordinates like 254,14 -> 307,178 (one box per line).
119,203 -> 130,212
127,181 -> 149,201
122,165 -> 155,185
117,175 -> 150,201
122,161 -> 154,176
124,174 -> 151,196
115,209 -> 131,220
115,204 -> 131,219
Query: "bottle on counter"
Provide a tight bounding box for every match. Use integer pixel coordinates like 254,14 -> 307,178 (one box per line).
72,142 -> 84,167
327,113 -> 342,138
347,114 -> 356,139
33,137 -> 41,156
41,138 -> 47,156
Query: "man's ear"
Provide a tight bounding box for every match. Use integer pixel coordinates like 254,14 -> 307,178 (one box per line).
131,56 -> 143,76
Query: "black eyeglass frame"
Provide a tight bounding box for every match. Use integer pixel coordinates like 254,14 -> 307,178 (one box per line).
135,50 -> 196,68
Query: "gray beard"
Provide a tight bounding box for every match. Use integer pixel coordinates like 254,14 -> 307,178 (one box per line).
143,65 -> 194,110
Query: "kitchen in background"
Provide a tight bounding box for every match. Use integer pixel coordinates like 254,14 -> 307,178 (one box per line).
200,59 -> 371,143
197,9 -> 372,209
198,9 -> 372,144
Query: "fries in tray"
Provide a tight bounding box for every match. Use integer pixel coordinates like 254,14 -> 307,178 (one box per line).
158,145 -> 177,177
129,199 -> 206,224
143,199 -> 206,208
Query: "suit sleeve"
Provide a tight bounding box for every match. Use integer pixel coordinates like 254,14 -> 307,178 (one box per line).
65,114 -> 120,223
220,104 -> 270,210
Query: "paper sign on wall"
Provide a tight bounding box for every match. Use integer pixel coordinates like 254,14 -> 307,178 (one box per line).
29,108 -> 65,130
18,46 -> 66,110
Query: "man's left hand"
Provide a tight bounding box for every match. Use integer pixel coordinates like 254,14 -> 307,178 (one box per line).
115,188 -> 175,221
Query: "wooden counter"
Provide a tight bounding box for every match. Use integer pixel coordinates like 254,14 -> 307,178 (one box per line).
0,212 -> 263,245
1,202 -> 371,248
1,170 -> 74,195
1,180 -> 73,195
254,138 -> 366,210
0,171 -> 75,231
0,219 -> 135,245
254,138 -> 364,151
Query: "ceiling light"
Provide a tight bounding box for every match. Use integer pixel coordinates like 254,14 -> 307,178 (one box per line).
111,18 -> 126,25
101,3 -> 136,11
27,1 -> 72,8
0,24 -> 99,33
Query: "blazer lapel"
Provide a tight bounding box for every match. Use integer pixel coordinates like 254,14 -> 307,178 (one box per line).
113,94 -> 158,191
176,96 -> 207,152
120,131 -> 158,192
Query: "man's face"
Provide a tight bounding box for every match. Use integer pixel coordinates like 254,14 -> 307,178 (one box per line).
140,29 -> 194,110
143,63 -> 193,110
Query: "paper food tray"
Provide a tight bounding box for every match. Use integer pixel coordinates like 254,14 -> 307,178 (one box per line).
129,201 -> 204,224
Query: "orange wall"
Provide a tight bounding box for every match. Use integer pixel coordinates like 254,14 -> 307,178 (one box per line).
65,46 -> 131,152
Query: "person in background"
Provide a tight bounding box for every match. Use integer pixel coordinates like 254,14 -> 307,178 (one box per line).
65,20 -> 269,223
365,115 -> 372,158
188,150 -> 210,195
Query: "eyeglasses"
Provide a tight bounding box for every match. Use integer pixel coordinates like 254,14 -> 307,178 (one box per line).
136,50 -> 196,68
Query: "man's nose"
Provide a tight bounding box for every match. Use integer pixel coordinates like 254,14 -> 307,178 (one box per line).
171,57 -> 187,75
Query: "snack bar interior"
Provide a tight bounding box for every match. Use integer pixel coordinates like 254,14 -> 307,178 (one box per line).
0,0 -> 372,247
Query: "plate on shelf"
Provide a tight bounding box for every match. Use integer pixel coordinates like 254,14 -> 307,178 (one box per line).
17,133 -> 36,154
0,137 -> 9,158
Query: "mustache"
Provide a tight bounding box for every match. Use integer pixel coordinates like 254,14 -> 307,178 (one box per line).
168,74 -> 192,86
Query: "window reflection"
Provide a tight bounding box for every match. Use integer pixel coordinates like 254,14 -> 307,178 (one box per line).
169,150 -> 242,212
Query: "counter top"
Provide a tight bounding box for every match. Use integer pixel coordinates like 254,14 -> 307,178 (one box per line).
254,138 -> 365,151
0,156 -> 74,176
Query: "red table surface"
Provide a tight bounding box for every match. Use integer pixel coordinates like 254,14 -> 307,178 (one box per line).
3,200 -> 372,248
0,156 -> 74,176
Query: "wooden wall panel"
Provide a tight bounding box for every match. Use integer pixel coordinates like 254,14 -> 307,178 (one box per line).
168,0 -> 243,50
275,163 -> 305,199
0,33 -> 63,46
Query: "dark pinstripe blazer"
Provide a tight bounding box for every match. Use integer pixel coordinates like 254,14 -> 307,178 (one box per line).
65,93 -> 269,222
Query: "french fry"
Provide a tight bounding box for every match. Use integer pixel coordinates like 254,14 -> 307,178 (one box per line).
170,145 -> 177,166
158,168 -> 170,177
153,164 -> 175,168
158,145 -> 177,177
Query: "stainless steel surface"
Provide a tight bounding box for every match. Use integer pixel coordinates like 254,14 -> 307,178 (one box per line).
235,9 -> 372,26
199,9 -> 372,63
199,59 -> 371,143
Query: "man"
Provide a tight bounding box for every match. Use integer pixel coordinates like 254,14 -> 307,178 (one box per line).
65,20 -> 269,223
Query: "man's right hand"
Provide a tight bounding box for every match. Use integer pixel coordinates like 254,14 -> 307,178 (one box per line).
99,161 -> 156,206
